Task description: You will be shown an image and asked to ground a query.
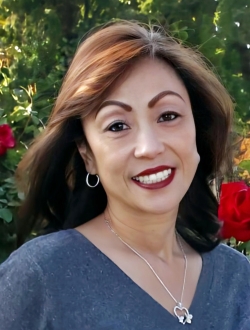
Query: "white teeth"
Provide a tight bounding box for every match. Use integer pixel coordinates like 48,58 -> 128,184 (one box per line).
133,169 -> 172,184
149,174 -> 157,182
156,172 -> 163,179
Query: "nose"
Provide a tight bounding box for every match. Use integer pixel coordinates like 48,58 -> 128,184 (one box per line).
134,126 -> 165,159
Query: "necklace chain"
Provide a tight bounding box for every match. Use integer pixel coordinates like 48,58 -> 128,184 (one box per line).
104,214 -> 193,325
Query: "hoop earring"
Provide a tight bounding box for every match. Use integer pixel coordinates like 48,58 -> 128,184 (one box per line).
86,173 -> 99,188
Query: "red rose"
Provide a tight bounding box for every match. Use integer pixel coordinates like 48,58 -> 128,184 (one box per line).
218,181 -> 250,242
0,124 -> 16,156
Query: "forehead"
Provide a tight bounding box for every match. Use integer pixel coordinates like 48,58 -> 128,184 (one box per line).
106,57 -> 189,102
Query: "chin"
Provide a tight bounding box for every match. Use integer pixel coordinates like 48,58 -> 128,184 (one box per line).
135,199 -> 180,217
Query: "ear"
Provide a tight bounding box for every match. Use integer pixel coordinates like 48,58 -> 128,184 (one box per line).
76,140 -> 98,174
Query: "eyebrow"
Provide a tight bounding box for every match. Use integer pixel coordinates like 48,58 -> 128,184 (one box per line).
96,100 -> 132,117
96,90 -> 185,117
148,90 -> 185,107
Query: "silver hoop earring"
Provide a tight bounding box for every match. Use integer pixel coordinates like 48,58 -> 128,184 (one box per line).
86,173 -> 99,188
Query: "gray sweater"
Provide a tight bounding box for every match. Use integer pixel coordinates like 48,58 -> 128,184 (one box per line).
0,229 -> 249,330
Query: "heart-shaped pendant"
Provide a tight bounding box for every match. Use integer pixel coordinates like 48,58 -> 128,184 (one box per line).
174,304 -> 193,325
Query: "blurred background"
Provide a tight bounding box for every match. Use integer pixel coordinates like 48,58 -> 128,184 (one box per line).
0,0 -> 250,262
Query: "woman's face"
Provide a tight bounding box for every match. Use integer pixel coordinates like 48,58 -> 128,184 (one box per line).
80,58 -> 200,217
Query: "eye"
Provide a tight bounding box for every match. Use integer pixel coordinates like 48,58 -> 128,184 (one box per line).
158,112 -> 179,122
107,121 -> 129,132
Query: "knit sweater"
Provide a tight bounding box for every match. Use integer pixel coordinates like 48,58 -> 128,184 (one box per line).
0,229 -> 249,330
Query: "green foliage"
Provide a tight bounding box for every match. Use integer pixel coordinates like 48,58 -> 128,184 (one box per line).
239,160 -> 250,172
0,0 -> 250,261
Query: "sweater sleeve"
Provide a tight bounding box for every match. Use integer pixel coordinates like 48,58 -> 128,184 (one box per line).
0,246 -> 47,330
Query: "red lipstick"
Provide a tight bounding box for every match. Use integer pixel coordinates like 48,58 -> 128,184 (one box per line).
132,166 -> 175,190
134,165 -> 172,177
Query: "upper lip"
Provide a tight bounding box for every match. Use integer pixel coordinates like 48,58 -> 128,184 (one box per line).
133,165 -> 173,177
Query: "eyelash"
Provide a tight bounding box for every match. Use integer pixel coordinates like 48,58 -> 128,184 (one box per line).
107,112 -> 180,132
158,111 -> 179,122
107,120 -> 129,132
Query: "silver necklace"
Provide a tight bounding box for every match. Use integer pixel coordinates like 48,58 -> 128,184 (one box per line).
104,215 -> 193,325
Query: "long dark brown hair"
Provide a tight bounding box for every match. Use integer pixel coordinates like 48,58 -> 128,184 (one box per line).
16,20 -> 233,252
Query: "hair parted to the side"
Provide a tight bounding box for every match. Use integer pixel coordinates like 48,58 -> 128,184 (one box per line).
16,20 -> 233,251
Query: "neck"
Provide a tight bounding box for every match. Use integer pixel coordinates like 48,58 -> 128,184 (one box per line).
105,203 -> 181,263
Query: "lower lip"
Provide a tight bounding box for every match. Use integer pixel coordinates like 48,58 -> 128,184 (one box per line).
132,169 -> 175,190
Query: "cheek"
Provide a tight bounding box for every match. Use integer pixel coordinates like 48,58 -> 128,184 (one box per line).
185,133 -> 200,175
190,123 -> 200,164
83,120 -> 130,181
192,149 -> 200,174
177,121 -> 200,170
92,142 -> 128,179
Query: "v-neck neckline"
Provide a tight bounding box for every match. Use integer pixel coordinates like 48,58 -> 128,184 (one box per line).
68,228 -> 214,324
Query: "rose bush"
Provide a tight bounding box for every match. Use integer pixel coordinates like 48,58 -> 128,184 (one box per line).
219,181 -> 250,242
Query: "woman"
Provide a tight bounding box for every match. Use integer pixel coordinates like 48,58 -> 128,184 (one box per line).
0,21 -> 249,329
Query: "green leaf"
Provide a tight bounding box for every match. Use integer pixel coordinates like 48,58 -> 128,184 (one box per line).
0,118 -> 7,125
10,108 -> 29,122
1,67 -> 10,77
11,88 -> 29,103
7,201 -> 21,207
31,115 -> 40,125
236,241 -> 250,252
4,177 -> 15,184
18,192 -> 25,200
0,199 -> 8,204
24,124 -> 39,134
238,160 -> 250,172
178,30 -> 189,41
0,208 -> 13,223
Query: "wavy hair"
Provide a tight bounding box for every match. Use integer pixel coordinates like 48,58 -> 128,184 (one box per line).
16,20 -> 233,251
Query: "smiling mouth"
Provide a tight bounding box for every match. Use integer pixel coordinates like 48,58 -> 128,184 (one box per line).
132,169 -> 172,185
